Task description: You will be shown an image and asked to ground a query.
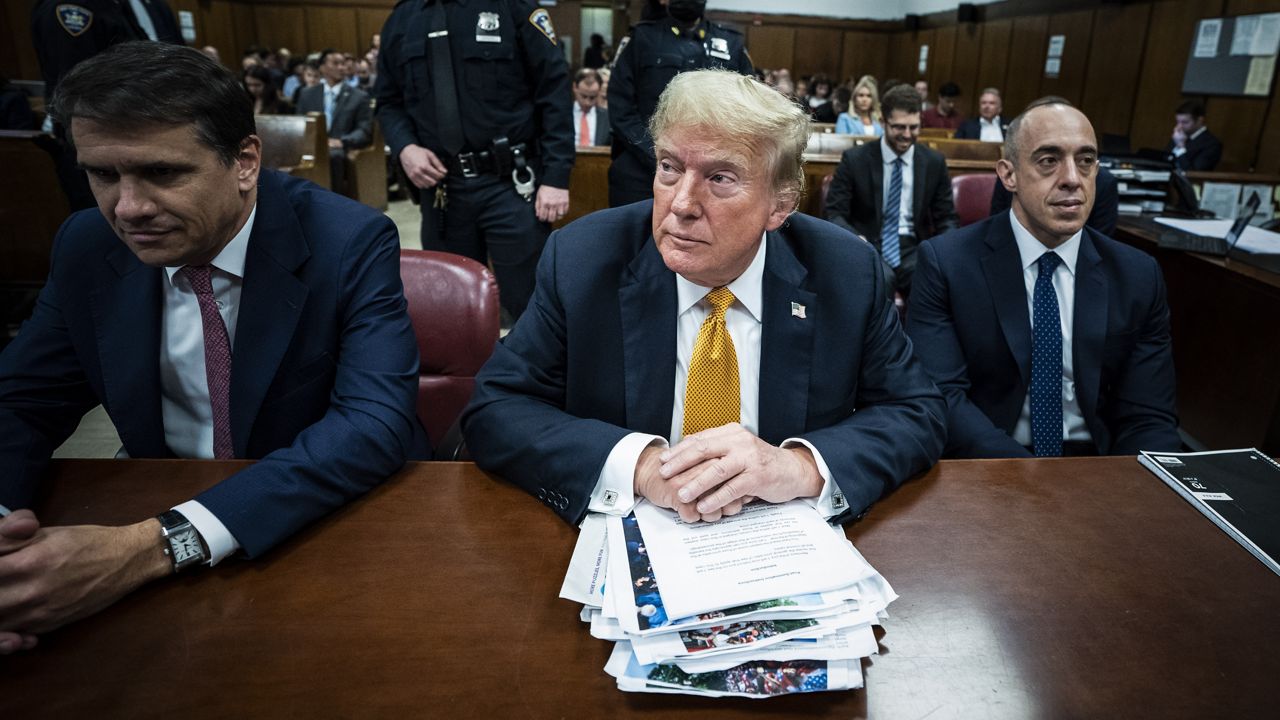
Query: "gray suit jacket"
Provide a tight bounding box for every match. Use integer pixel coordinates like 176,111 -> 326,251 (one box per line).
297,82 -> 374,149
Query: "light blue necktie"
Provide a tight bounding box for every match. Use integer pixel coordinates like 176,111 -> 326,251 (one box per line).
324,86 -> 335,131
1030,252 -> 1064,457
881,158 -> 904,268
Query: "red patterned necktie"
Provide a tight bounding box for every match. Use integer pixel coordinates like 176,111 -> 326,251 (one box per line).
180,265 -> 234,459
579,108 -> 591,147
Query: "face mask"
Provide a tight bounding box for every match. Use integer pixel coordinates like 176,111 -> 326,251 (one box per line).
667,0 -> 706,23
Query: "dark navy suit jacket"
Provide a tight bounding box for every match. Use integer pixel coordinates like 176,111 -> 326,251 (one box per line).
461,201 -> 946,525
905,212 -> 1181,458
0,170 -> 429,556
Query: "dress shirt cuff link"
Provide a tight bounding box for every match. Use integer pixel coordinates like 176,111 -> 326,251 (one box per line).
172,500 -> 240,566
781,438 -> 845,518
588,432 -> 667,516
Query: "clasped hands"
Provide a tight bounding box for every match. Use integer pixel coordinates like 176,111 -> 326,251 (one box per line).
0,510 -> 170,655
634,423 -> 824,523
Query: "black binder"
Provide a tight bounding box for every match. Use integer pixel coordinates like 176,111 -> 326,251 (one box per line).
1139,449 -> 1280,577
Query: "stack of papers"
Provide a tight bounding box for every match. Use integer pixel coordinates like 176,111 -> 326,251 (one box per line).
560,500 -> 896,699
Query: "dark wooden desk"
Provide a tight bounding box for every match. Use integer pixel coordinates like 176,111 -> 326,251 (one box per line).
3,458 -> 1278,718
1114,216 -> 1280,454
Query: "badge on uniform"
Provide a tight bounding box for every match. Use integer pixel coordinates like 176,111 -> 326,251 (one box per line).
529,8 -> 557,45
614,35 -> 631,60
476,11 -> 501,43
708,36 -> 731,60
56,3 -> 93,37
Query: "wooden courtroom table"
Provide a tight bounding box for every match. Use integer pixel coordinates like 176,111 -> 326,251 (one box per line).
3,458 -> 1277,718
1114,216 -> 1280,455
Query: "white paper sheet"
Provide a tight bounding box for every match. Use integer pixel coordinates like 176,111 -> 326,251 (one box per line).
634,500 -> 871,621
559,513 -> 609,606
1196,19 -> 1223,58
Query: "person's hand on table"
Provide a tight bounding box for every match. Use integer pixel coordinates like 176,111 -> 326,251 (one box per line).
535,185 -> 569,223
633,444 -> 746,522
399,144 -> 448,188
658,423 -> 823,519
0,511 -> 171,653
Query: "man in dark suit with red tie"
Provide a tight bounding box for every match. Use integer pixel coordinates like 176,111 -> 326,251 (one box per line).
0,43 -> 427,654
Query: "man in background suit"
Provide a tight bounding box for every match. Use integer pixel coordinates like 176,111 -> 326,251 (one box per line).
296,48 -> 374,194
1166,99 -> 1223,171
824,84 -> 958,295
572,68 -> 611,147
954,87 -> 1007,141
0,43 -> 427,654
906,99 -> 1180,459
463,69 -> 945,528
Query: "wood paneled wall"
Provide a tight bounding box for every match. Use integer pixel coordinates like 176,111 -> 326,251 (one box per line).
7,0 -> 1280,171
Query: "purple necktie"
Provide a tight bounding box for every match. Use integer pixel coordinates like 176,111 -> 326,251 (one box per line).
181,265 -> 234,459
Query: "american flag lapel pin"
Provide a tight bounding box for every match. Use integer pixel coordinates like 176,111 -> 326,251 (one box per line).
791,301 -> 806,319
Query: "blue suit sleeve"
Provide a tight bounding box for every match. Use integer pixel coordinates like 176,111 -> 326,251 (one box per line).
798,242 -> 947,520
0,226 -> 100,509
906,240 -> 1032,458
461,232 -> 631,525
194,219 -> 423,557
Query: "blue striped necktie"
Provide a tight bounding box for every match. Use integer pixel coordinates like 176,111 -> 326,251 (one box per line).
1030,252 -> 1063,457
881,158 -> 904,268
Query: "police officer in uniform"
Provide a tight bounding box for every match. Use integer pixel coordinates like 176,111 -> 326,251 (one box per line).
31,0 -> 182,210
375,0 -> 573,322
607,0 -> 752,207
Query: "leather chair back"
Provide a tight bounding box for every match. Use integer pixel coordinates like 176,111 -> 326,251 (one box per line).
399,250 -> 500,455
952,173 -> 998,227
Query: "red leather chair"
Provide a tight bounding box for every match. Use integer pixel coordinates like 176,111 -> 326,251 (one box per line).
951,173 -> 998,227
399,250 -> 500,458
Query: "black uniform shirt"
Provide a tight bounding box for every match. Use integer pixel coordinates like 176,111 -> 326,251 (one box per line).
31,0 -> 147,101
375,0 -> 574,188
608,18 -> 752,165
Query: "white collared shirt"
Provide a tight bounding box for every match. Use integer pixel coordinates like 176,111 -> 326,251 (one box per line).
573,103 -> 598,146
587,235 -> 843,520
880,137 -> 916,236
1008,212 -> 1092,447
979,116 -> 1004,142
157,204 -> 257,565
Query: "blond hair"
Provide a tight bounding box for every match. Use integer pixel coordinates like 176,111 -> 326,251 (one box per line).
852,76 -> 882,124
648,69 -> 811,207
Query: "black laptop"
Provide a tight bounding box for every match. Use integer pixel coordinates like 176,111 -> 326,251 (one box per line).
1158,190 -> 1261,256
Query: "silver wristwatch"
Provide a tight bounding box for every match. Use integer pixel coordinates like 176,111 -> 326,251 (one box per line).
157,510 -> 209,572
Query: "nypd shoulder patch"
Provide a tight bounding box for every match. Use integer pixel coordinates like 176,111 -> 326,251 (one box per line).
529,8 -> 556,45
56,3 -> 94,37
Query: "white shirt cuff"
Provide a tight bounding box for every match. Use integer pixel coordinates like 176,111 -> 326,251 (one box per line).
173,500 -> 240,566
0,503 -> 10,516
1172,146 -> 1187,157
587,433 -> 667,517
782,437 -> 848,519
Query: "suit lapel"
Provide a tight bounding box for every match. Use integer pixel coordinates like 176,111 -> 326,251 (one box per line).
867,148 -> 884,230
1072,229 -> 1107,429
758,229 -> 815,444
230,172 -> 311,455
619,238 -> 677,437
93,244 -> 169,456
912,149 -> 928,234
981,215 -> 1032,386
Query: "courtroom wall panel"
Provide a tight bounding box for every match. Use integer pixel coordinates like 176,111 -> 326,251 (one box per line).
1038,9 -> 1092,107
842,31 -> 890,86
1002,14 -> 1050,121
974,18 -> 1014,103
794,26 -> 843,83
1080,2 -> 1152,139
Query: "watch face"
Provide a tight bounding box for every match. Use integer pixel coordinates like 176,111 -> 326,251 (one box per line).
171,529 -> 203,563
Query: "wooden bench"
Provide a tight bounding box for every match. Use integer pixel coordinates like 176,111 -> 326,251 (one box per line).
256,112 -> 331,190
920,137 -> 1002,163
346,118 -> 387,210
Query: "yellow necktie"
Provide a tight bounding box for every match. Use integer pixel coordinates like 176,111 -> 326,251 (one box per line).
682,287 -> 740,437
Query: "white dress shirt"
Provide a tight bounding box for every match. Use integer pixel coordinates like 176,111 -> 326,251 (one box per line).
158,205 -> 256,565
979,116 -> 1004,142
573,103 -> 598,146
586,236 -> 844,520
880,137 -> 916,236
1008,212 -> 1092,447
